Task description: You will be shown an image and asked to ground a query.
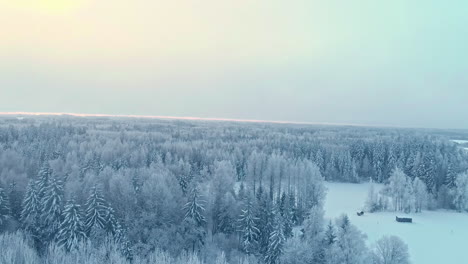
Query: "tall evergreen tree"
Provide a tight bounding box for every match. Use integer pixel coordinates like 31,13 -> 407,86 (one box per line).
36,164 -> 53,200
40,177 -> 64,242
445,160 -> 457,189
57,200 -> 87,251
0,187 -> 11,226
288,192 -> 298,225
217,194 -> 235,234
283,206 -> 293,239
265,213 -> 285,264
103,205 -> 122,240
238,199 -> 259,254
7,182 -> 22,221
324,220 -> 337,246
84,186 -> 108,236
335,214 -> 369,264
183,187 -> 206,252
256,187 -> 273,256
184,187 -> 206,226
20,180 -> 40,232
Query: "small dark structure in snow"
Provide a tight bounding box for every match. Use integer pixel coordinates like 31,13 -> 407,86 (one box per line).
396,216 -> 412,223
357,211 -> 364,216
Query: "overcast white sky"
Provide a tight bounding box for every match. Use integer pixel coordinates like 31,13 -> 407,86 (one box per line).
1,0 -> 467,129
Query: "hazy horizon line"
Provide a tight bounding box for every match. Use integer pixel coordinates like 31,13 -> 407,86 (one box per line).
0,111 -> 460,130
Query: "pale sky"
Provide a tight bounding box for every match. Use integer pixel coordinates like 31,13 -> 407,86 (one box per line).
1,0 -> 467,129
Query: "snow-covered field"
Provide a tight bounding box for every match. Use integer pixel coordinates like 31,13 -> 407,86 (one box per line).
451,139 -> 468,144
324,182 -> 468,264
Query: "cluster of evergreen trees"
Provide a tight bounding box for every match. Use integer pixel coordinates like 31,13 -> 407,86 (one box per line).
6,165 -> 129,257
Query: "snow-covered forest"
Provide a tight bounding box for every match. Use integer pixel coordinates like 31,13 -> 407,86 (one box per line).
0,115 -> 467,264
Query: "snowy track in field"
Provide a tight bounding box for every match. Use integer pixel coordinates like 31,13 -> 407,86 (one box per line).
324,182 -> 468,264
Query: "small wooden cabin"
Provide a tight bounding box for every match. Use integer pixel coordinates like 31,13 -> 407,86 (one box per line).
396,216 -> 412,223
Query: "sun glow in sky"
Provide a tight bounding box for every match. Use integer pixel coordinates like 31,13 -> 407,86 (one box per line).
2,0 -> 83,13
1,0 -> 467,129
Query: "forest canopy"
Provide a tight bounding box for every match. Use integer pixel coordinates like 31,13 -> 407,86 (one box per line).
0,115 -> 466,263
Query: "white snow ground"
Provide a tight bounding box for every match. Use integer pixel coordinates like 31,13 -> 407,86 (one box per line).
451,139 -> 468,144
324,182 -> 468,264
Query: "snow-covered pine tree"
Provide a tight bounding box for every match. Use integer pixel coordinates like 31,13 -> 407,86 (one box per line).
84,186 -> 108,237
7,182 -> 22,221
279,192 -> 287,216
282,204 -> 293,239
103,205 -> 121,239
334,214 -> 369,264
217,193 -> 236,234
315,149 -> 325,173
183,187 -> 207,252
322,220 -> 339,264
36,164 -> 53,200
445,160 -> 457,189
324,220 -> 336,246
0,187 -> 11,226
101,204 -> 132,259
265,213 -> 285,264
238,199 -> 259,254
418,154 -> 436,194
121,239 -> 134,262
288,192 -> 297,225
40,177 -> 64,242
20,180 -> 41,232
176,159 -> 193,195
256,187 -> 273,256
56,199 -> 86,251
184,187 -> 206,226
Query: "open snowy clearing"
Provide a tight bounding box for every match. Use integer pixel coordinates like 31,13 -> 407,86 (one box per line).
324,182 -> 468,264
451,139 -> 468,144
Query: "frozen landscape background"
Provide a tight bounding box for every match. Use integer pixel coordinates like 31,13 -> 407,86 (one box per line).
0,114 -> 467,263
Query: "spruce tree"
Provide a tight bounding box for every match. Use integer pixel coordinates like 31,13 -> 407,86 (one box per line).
36,164 -> 52,200
238,199 -> 259,254
282,199 -> 293,239
256,188 -> 273,256
40,177 -> 64,242
20,180 -> 40,232
184,187 -> 206,226
445,160 -> 457,189
7,182 -> 22,221
324,221 -> 336,245
288,192 -> 297,225
217,200 -> 234,234
265,213 -> 285,264
183,187 -> 206,252
84,186 -> 108,236
279,192 -> 287,216
57,199 -> 87,251
335,214 -> 368,264
0,187 -> 11,226
121,240 -> 134,262
103,205 -> 122,239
